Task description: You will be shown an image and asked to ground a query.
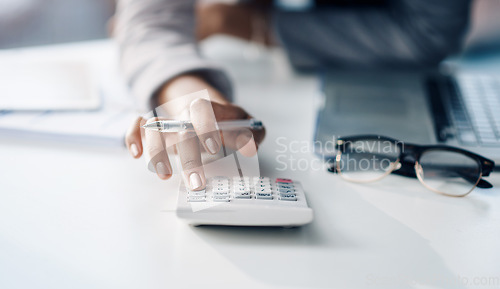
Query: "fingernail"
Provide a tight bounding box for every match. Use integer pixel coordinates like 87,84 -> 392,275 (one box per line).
236,134 -> 257,157
205,138 -> 219,154
189,172 -> 203,190
156,162 -> 170,179
130,143 -> 139,157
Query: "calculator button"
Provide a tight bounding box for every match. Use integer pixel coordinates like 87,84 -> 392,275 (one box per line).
276,178 -> 293,183
256,184 -> 271,190
233,186 -> 250,191
234,187 -> 251,194
212,176 -> 230,182
212,191 -> 230,197
234,188 -> 251,195
187,196 -> 206,202
188,189 -> 206,196
256,192 -> 273,199
255,181 -> 271,188
256,184 -> 271,191
213,196 -> 230,202
234,192 -> 252,199
277,184 -> 294,190
233,186 -> 251,195
277,188 -> 295,194
212,187 -> 230,193
214,187 -> 230,193
279,194 -> 297,201
212,182 -> 229,188
234,181 -> 250,187
254,182 -> 271,188
255,187 -> 272,193
213,186 -> 229,192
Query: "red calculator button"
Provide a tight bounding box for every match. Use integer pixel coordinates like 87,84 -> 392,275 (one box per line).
276,178 -> 293,183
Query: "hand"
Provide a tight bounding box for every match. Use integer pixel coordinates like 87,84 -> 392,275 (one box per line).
125,75 -> 265,190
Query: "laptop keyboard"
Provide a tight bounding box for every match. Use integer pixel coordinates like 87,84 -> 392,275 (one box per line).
452,75 -> 500,146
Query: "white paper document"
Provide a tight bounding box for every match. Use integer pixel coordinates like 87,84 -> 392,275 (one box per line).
0,41 -> 138,146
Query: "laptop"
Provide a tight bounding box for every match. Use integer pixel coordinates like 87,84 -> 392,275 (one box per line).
314,69 -> 500,165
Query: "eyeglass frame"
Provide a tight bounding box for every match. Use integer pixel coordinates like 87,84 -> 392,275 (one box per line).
329,135 -> 495,197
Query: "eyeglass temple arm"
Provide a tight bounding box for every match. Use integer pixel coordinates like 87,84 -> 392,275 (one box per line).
327,157 -> 493,189
392,160 -> 493,189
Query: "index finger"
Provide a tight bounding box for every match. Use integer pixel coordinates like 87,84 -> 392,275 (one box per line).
177,130 -> 206,190
190,98 -> 222,155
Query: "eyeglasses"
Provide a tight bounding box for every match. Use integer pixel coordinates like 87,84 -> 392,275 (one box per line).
328,135 -> 495,197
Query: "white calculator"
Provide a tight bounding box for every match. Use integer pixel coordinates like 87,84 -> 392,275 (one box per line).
176,176 -> 314,227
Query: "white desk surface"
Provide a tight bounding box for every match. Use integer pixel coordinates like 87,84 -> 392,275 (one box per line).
1,38 -> 499,289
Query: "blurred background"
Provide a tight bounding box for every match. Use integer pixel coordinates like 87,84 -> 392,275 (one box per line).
0,0 -> 115,49
1,0 -> 500,54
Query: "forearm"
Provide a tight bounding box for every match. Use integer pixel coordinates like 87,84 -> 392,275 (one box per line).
274,0 -> 471,69
115,0 -> 233,111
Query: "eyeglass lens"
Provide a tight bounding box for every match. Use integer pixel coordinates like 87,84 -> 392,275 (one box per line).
337,138 -> 483,196
337,139 -> 400,182
416,149 -> 481,196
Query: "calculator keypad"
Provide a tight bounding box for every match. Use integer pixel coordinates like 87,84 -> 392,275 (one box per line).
186,177 -> 298,202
